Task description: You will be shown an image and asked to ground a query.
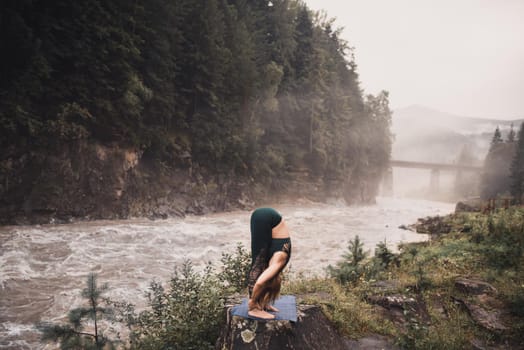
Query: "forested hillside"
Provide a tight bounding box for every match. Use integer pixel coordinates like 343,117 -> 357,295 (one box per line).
0,0 -> 392,224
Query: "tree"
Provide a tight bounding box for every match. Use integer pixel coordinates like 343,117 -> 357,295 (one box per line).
481,136 -> 515,200
38,273 -> 115,349
507,123 -> 516,143
490,126 -> 503,148
510,122 -> 524,203
327,235 -> 368,283
1,0 -> 395,221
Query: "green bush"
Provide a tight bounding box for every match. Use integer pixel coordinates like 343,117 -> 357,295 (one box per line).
129,261 -> 225,350
124,244 -> 251,349
219,243 -> 251,294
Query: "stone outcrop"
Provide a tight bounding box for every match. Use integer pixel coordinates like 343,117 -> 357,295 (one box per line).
452,277 -> 509,334
216,305 -> 349,350
365,293 -> 430,329
452,297 -> 508,333
455,199 -> 481,213
413,215 -> 452,235
215,304 -> 397,350
454,278 -> 497,295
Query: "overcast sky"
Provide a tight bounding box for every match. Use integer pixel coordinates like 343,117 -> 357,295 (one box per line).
304,0 -> 524,119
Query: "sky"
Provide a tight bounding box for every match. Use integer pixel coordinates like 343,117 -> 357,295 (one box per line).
304,0 -> 524,120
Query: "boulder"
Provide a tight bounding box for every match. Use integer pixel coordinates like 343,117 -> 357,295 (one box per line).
365,294 -> 430,330
216,305 -> 348,350
414,216 -> 452,235
455,278 -> 497,295
452,297 -> 508,333
452,278 -> 509,334
455,199 -> 481,213
215,304 -> 397,350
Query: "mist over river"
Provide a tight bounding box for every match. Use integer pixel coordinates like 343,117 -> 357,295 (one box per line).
0,197 -> 455,349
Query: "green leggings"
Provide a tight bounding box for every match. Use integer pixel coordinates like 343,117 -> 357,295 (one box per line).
248,207 -> 282,295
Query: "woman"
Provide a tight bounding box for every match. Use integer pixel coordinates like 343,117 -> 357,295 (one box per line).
247,207 -> 292,319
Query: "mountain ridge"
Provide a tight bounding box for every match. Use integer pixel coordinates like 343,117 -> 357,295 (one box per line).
390,104 -> 521,164
393,105 -> 523,125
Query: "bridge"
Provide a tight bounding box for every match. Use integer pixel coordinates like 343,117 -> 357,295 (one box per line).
390,160 -> 482,172
383,160 -> 482,195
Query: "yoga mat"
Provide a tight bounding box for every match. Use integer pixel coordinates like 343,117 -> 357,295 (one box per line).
231,295 -> 297,322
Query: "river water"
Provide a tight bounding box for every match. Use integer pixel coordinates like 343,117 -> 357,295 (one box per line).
0,197 -> 455,349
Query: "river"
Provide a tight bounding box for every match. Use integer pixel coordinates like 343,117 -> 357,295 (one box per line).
0,197 -> 455,349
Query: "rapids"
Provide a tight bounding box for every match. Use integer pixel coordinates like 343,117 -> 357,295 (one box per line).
0,197 -> 455,349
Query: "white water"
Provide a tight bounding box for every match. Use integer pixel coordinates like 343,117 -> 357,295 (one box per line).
0,197 -> 454,349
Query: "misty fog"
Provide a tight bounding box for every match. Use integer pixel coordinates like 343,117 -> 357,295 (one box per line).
384,105 -> 520,202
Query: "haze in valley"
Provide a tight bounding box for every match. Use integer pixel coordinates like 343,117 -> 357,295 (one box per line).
305,0 -> 524,200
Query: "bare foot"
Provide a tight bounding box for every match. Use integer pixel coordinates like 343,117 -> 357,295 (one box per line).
248,308 -> 275,320
265,304 -> 279,313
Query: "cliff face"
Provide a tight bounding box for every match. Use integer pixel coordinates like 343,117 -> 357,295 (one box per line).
0,141 -> 380,225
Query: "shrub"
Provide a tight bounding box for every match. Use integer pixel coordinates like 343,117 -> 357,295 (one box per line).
219,243 -> 251,294
128,261 -> 225,350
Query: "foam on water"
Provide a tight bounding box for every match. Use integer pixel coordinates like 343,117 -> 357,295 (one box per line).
0,197 -> 454,349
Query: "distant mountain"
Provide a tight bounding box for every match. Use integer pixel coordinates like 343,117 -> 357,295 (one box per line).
391,105 -> 522,164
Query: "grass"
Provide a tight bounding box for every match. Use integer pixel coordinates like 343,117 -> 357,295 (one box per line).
283,276 -> 396,338
282,208 -> 524,349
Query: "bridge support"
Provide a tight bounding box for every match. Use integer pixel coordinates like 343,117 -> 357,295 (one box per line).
382,167 -> 393,196
430,168 -> 440,194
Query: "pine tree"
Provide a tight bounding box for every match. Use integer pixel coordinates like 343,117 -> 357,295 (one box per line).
510,122 -> 524,203
327,235 -> 368,284
491,126 -> 503,148
507,123 -> 516,143
38,274 -> 114,350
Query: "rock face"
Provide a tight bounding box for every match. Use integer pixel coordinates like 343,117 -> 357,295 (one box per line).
0,140 -> 379,225
0,141 -> 257,224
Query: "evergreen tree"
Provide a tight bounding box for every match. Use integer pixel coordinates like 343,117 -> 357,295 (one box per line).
507,123 -> 516,143
1,0 -> 395,218
38,274 -> 114,349
510,122 -> 524,203
327,235 -> 368,284
490,126 -> 503,148
481,130 -> 515,200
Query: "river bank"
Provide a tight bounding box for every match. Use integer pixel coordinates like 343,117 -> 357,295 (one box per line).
0,197 -> 454,349
283,207 -> 524,349
30,203 -> 524,349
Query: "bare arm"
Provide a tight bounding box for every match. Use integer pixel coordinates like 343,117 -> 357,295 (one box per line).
254,252 -> 287,287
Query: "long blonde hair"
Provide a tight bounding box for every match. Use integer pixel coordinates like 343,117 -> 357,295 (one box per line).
259,273 -> 282,308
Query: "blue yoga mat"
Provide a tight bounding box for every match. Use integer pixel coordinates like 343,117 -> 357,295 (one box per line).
231,295 -> 297,322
